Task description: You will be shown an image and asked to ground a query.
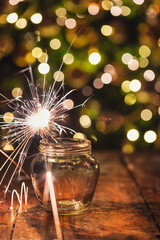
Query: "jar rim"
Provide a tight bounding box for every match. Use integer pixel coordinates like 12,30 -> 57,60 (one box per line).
40,138 -> 91,154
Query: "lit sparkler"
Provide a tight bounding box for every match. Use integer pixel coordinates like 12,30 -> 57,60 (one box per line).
0,65 -> 88,193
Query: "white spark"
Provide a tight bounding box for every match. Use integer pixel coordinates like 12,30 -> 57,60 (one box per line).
10,182 -> 28,210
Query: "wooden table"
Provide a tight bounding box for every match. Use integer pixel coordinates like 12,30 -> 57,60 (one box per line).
0,151 -> 160,240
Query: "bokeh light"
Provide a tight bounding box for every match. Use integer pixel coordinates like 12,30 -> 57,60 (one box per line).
6,13 -> 18,24
56,8 -> 67,16
139,57 -> 149,68
93,78 -> 104,89
3,143 -> 14,151
38,52 -> 48,63
65,18 -> 76,29
129,79 -> 141,92
101,0 -> 113,10
38,63 -> 50,74
50,39 -> 61,50
12,87 -> 23,98
139,45 -> 151,57
128,59 -> 139,71
121,80 -> 130,93
53,71 -> 64,82
101,25 -> 114,36
30,13 -> 42,24
122,53 -> 133,65
124,94 -> 136,105
63,99 -> 74,110
141,109 -> 152,121
110,6 -> 122,16
3,112 -> 14,123
63,53 -> 74,65
15,18 -> 27,29
32,47 -> 42,58
133,0 -> 144,5
144,130 -> 157,143
73,132 -> 86,139
9,0 -> 19,6
88,3 -> 100,15
127,129 -> 139,141
122,143 -> 134,154
121,6 -> 131,16
89,52 -> 101,65
79,115 -> 91,128
82,86 -> 93,96
101,73 -> 112,84
57,16 -> 67,26
143,70 -> 155,81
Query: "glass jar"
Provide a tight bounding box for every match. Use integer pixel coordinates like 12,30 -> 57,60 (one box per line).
31,138 -> 99,215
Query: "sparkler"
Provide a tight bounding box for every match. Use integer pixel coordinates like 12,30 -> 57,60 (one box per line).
0,64 -> 88,194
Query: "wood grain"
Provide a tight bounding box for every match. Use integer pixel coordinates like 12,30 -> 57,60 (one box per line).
0,151 -> 160,240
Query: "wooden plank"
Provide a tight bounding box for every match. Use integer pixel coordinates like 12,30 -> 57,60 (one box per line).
9,151 -> 159,240
123,152 -> 160,233
0,185 -> 15,240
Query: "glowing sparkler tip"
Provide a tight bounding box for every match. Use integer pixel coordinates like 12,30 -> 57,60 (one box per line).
27,107 -> 50,130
